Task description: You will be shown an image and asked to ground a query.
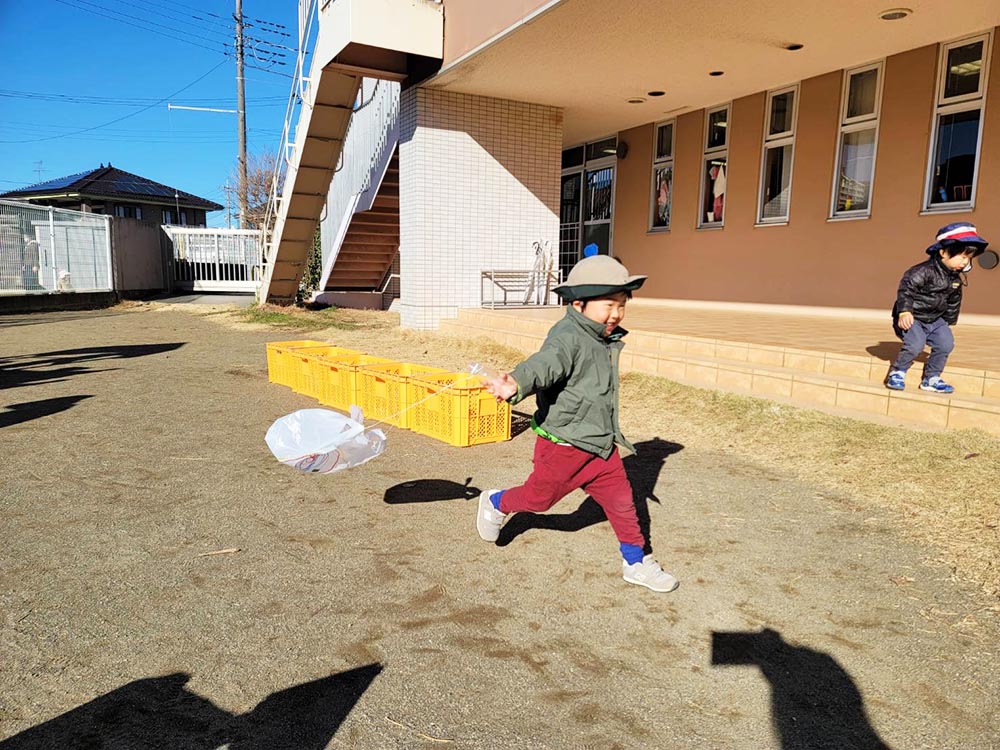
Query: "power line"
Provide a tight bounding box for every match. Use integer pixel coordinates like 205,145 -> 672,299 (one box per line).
53,0 -> 230,56
56,0 -> 235,51
0,92 -> 285,108
0,60 -> 229,144
119,0 -> 237,32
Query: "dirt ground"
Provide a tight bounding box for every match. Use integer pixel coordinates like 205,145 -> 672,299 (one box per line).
1,304 -> 998,750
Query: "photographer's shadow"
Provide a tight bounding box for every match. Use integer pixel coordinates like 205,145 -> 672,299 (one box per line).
712,628 -> 891,750
497,437 -> 683,547
1,665 -> 382,750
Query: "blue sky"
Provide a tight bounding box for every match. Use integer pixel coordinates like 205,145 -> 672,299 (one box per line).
0,0 -> 305,227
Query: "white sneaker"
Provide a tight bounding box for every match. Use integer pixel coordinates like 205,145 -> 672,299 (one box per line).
477,489 -> 507,542
623,555 -> 679,593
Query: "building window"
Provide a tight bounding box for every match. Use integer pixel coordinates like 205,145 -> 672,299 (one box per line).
649,120 -> 674,231
162,208 -> 188,225
114,204 -> 142,220
699,104 -> 729,227
758,85 -> 797,223
832,62 -> 883,217
925,31 -> 992,210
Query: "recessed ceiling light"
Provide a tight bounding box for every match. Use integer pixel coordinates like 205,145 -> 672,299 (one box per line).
709,71 -> 724,77
879,7 -> 911,20
786,43 -> 804,51
647,90 -> 666,97
627,97 -> 646,104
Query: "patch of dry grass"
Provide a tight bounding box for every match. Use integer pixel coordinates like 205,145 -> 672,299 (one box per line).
618,372 -> 1000,601
210,305 -> 1000,600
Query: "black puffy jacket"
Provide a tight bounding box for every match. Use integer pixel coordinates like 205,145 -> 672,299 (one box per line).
893,252 -> 964,326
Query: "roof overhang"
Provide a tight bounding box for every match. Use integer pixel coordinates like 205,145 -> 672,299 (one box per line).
427,0 -> 1000,146
6,193 -> 222,211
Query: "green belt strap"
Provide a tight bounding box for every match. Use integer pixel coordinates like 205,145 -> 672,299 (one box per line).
531,417 -> 569,445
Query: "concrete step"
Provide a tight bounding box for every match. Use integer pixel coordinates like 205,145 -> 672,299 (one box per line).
440,310 -> 1000,436
451,308 -> 1000,399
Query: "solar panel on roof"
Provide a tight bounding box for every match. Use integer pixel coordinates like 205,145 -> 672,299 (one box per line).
18,169 -> 95,192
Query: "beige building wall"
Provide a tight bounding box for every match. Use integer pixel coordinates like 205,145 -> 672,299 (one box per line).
441,0 -> 554,66
612,36 -> 1000,316
399,88 -> 562,329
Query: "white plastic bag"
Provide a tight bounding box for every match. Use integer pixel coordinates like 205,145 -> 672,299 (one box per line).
265,407 -> 386,474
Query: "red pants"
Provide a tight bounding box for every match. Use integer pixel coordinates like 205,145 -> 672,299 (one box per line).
500,437 -> 644,547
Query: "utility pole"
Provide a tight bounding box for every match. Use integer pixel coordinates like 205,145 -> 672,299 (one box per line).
235,0 -> 249,229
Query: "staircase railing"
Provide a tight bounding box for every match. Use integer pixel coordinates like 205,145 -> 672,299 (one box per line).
318,77 -> 401,290
257,0 -> 320,295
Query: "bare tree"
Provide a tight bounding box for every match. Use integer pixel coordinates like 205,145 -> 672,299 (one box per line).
227,151 -> 283,230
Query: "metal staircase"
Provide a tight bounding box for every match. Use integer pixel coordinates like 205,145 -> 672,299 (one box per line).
325,148 -> 399,291
258,0 -> 441,305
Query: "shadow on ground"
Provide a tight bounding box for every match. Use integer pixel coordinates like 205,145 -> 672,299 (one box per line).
383,477 -> 481,504
711,628 -> 891,750
497,437 -> 684,547
0,395 -> 94,429
0,664 -> 382,750
511,410 -> 531,439
866,341 -> 927,365
0,344 -> 184,392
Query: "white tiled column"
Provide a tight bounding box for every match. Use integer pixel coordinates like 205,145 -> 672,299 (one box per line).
398,88 -> 562,329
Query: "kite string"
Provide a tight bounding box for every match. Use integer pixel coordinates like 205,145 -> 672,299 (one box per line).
361,371 -> 487,434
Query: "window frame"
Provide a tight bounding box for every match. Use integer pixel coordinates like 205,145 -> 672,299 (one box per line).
830,61 -> 884,219
936,33 -> 991,106
649,119 -> 675,232
114,204 -> 142,220
923,30 -> 993,212
698,104 -> 730,229
757,85 -> 798,225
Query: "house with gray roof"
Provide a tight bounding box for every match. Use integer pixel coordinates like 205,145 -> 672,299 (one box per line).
0,164 -> 222,227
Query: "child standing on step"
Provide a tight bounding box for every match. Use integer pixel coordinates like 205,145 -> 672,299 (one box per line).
478,255 -> 678,593
885,222 -> 989,394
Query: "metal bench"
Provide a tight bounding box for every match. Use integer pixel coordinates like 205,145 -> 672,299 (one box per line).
481,269 -> 561,308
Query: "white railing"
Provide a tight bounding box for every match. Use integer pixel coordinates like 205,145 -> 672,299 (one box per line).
319,77 -> 400,288
0,199 -> 112,295
163,227 -> 262,293
258,0 -> 321,272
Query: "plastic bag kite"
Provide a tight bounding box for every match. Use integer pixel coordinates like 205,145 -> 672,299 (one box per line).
265,406 -> 386,474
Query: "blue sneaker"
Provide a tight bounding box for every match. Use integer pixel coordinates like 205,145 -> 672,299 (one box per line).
920,377 -> 954,394
885,371 -> 906,390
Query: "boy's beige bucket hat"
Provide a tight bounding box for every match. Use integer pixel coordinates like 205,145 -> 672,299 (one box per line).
553,255 -> 647,302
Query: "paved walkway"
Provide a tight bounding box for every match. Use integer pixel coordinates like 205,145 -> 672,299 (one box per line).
503,304 -> 1000,372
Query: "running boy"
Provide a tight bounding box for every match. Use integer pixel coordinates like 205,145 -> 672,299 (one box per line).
886,222 -> 989,393
478,255 -> 678,593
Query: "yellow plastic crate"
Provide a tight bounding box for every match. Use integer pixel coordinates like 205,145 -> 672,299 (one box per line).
406,371 -> 512,447
265,340 -> 327,387
311,354 -> 396,411
293,346 -> 362,397
356,362 -> 450,429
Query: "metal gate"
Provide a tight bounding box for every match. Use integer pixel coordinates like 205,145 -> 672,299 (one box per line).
163,227 -> 262,292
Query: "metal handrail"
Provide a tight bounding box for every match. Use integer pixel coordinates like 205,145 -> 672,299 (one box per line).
259,0 -> 320,271
318,77 -> 400,289
378,272 -> 400,295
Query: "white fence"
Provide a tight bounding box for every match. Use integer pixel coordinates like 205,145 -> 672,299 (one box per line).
0,199 -> 112,295
163,227 -> 262,292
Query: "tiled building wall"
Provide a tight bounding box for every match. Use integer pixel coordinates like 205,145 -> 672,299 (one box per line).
398,87 -> 562,329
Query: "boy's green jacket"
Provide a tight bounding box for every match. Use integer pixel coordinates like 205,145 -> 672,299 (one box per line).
509,305 -> 634,459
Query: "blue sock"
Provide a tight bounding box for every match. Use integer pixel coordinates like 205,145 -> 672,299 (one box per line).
620,543 -> 644,565
489,490 -> 505,511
